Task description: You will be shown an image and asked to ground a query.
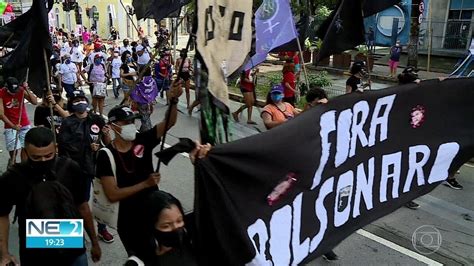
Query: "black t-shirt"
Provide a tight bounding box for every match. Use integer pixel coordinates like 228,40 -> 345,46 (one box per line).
34,104 -> 65,134
346,75 -> 361,93
0,157 -> 87,265
96,126 -> 160,227
58,113 -> 106,176
156,244 -> 197,266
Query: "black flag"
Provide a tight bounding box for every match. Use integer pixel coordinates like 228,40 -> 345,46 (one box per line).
193,78 -> 474,265
2,0 -> 53,97
133,0 -> 191,23
316,0 -> 365,61
363,0 -> 401,17
0,11 -> 32,49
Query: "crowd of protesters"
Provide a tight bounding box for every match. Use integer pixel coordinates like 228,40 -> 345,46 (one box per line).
0,24 -> 466,266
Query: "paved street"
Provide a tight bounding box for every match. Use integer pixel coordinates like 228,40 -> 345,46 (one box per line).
1,78 -> 473,265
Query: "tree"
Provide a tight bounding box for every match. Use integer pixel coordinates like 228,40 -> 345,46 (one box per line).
407,0 -> 422,68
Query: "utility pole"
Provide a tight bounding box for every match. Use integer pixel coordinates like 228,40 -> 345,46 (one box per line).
407,0 -> 422,68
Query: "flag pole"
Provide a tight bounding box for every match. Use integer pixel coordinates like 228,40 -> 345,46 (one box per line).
156,33 -> 194,172
43,48 -> 57,145
119,0 -> 140,35
296,36 -> 309,99
9,68 -> 28,167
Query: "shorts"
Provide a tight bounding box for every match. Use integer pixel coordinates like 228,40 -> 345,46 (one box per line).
179,71 -> 191,81
388,59 -> 399,69
122,84 -> 131,93
4,125 -> 31,151
155,78 -> 170,92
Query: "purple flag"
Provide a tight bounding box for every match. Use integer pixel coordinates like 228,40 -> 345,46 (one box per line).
245,0 -> 298,70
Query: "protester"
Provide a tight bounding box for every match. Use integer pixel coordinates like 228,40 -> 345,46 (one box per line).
175,49 -> 193,108
60,36 -> 70,57
155,51 -> 172,104
82,54 -> 108,115
282,61 -> 297,106
120,38 -> 133,55
51,44 -> 62,91
131,41 -> 139,62
346,61 -> 370,93
58,90 -> 114,243
261,84 -> 299,130
0,127 -> 102,266
130,66 -> 158,132
70,39 -> 85,84
111,49 -> 123,98
366,26 -> 375,54
120,51 -> 139,106
83,39 -> 94,59
88,41 -> 108,66
59,53 -> 78,98
140,190 -> 196,265
0,78 -> 37,165
82,27 -> 90,44
137,38 -> 152,70
232,68 -> 257,125
34,88 -> 69,134
388,40 -> 402,78
96,81 -> 182,262
110,26 -> 119,41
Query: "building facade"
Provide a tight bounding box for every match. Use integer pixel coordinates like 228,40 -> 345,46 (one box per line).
49,0 -> 160,41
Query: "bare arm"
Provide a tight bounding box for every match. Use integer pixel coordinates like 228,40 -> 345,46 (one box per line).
0,99 -> 16,129
345,85 -> 352,94
284,82 -> 296,92
156,81 -> 183,138
262,112 -> 285,130
101,174 -> 159,203
0,215 -> 17,265
77,203 -> 101,262
23,87 -> 38,105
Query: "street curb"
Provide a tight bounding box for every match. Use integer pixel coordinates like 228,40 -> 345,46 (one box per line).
306,64 -> 398,83
189,84 -> 267,108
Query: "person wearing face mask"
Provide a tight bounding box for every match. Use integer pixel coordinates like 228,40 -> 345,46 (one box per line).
120,38 -> 133,55
96,81 -> 183,262
175,49 -> 193,108
128,190 -> 196,265
0,77 -> 37,165
81,54 -> 108,115
87,41 -> 109,66
0,127 -> 102,266
111,50 -> 123,98
261,84 -> 300,130
34,88 -> 69,134
59,53 -> 78,98
388,40 -> 402,78
136,37 -> 151,69
69,39 -> 85,84
58,90 -> 115,244
120,51 -> 139,106
60,36 -> 71,58
346,61 -> 370,94
155,51 -> 172,104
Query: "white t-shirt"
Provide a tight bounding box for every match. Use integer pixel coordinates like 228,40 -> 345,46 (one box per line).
136,45 -> 151,65
60,42 -> 70,57
88,51 -> 109,65
59,62 -> 78,85
70,46 -> 84,63
111,58 -> 122,79
120,46 -> 133,55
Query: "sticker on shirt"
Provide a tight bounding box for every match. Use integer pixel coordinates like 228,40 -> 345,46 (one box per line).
91,124 -> 100,134
133,144 -> 145,158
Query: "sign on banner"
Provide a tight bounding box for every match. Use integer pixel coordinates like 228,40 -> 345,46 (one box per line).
196,0 -> 252,108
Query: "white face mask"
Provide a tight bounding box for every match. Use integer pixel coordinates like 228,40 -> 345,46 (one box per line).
114,123 -> 137,141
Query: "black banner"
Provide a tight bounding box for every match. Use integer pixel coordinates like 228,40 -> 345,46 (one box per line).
193,78 -> 474,265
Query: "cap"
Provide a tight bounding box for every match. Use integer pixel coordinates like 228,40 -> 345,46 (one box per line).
94,42 -> 102,50
63,53 -> 71,59
270,84 -> 284,94
108,106 -> 141,123
403,66 -> 419,74
350,61 -> 365,75
70,90 -> 87,101
94,53 -> 103,59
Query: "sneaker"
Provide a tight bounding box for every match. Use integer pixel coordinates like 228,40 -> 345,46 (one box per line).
444,179 -> 463,190
98,229 -> 115,243
322,250 -> 339,261
405,201 -> 420,210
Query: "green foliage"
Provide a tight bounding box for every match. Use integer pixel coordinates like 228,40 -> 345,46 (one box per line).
299,71 -> 332,96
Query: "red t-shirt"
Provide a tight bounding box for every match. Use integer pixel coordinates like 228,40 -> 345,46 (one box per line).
279,51 -> 300,65
282,72 -> 296,98
155,60 -> 169,78
240,70 -> 254,92
0,88 -> 31,129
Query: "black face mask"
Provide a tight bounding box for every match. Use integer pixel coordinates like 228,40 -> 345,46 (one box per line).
154,227 -> 186,248
28,157 -> 56,176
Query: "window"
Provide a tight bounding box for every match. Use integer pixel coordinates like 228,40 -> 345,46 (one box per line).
55,8 -> 60,28
66,11 -> 72,32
